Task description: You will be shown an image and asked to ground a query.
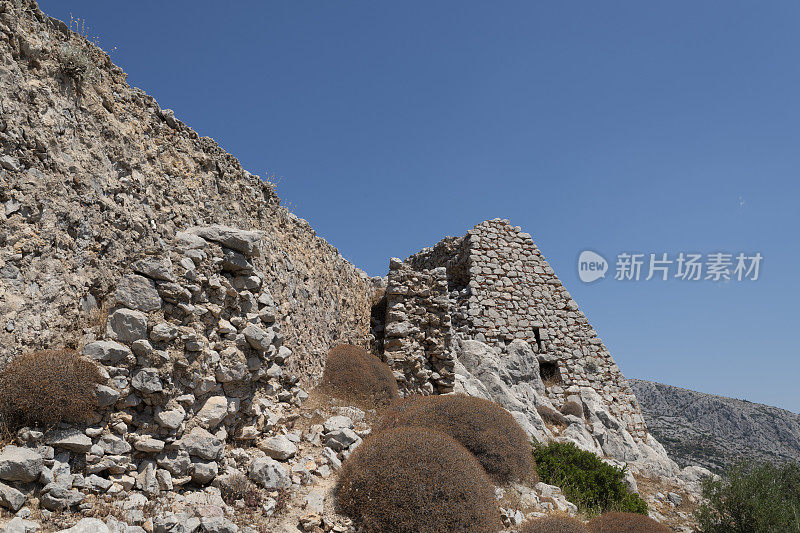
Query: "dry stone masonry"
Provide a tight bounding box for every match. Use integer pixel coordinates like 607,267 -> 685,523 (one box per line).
380,219 -> 647,441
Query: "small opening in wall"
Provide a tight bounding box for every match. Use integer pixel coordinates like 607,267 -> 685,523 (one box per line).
370,296 -> 387,355
532,327 -> 543,352
539,361 -> 561,386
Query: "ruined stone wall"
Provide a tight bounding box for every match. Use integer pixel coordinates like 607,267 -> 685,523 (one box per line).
383,260 -> 455,394
386,219 -> 647,441
0,0 -> 376,385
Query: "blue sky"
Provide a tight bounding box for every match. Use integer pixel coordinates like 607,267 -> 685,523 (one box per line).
38,1 -> 800,411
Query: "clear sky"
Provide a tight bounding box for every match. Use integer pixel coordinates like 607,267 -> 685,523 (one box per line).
38,1 -> 800,412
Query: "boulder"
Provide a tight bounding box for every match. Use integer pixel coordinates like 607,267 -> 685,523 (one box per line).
260,435 -> 297,461
248,457 -> 290,489
114,274 -> 162,312
82,340 -> 132,364
132,257 -> 174,281
242,324 -> 273,352
106,309 -> 148,344
46,428 -> 92,453
196,396 -> 233,429
177,428 -> 223,460
0,481 -> 25,511
184,225 -> 264,256
131,368 -> 163,394
57,518 -> 110,533
0,445 -> 43,482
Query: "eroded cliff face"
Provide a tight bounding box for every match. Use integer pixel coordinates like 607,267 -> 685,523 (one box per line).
0,0 -> 378,383
631,379 -> 800,472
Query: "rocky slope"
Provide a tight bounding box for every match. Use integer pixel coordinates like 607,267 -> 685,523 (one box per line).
630,379 -> 800,472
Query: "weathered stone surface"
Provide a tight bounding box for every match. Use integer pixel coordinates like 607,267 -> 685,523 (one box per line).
132,257 -> 174,281
260,435 -> 297,461
185,225 -> 264,256
82,340 -> 132,364
322,416 -> 353,433
248,456 -> 290,489
196,396 -> 232,429
58,518 -> 110,533
46,429 -> 92,453
96,385 -> 121,407
0,481 -> 25,511
190,460 -> 218,484
177,428 -> 223,460
106,309 -> 148,344
131,368 -> 163,393
0,445 -> 43,482
114,274 -> 162,312
242,324 -> 273,352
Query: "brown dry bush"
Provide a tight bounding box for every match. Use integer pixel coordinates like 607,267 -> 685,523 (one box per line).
0,349 -> 104,431
378,393 -> 534,484
521,516 -> 588,533
335,426 -> 502,533
318,344 -> 398,406
560,401 -> 585,418
587,512 -> 671,533
537,404 -> 568,426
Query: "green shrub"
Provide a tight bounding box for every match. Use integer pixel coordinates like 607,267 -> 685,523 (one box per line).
0,349 -> 104,431
587,512 -> 671,532
695,461 -> 800,533
378,394 -> 535,484
521,516 -> 587,532
335,426 -> 502,533
533,441 -> 648,516
318,344 -> 399,406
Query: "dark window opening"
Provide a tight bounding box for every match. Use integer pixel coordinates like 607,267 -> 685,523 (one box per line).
370,296 -> 388,355
539,361 -> 561,385
532,327 -> 543,352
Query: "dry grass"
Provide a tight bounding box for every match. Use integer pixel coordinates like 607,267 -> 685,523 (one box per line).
561,401 -> 585,418
335,426 -> 502,533
378,393 -> 535,484
0,349 -> 104,431
587,512 -> 672,533
521,516 -> 588,533
537,404 -> 568,427
317,344 -> 399,407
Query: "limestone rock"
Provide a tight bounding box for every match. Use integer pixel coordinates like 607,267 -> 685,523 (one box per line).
82,340 -> 132,365
248,456 -> 290,489
0,481 -> 25,511
260,435 -> 297,461
114,274 -> 162,312
106,309 -> 148,344
177,428 -> 223,460
185,225 -> 264,256
0,445 -> 43,482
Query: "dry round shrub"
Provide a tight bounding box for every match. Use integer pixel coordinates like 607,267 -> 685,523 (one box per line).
378,393 -> 534,484
537,404 -> 568,426
587,512 -> 671,533
521,516 -> 588,533
0,349 -> 104,430
335,426 -> 502,533
560,401 -> 585,418
318,344 -> 399,406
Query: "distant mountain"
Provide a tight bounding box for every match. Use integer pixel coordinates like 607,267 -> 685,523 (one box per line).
630,379 -> 800,472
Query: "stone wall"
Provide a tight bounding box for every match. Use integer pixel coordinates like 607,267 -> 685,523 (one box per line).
0,0 -> 377,385
383,219 -> 647,441
382,260 -> 455,394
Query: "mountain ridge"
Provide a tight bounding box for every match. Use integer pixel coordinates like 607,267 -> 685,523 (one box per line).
630,378 -> 800,472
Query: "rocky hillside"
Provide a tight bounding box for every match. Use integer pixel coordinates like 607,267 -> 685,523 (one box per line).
630,379 -> 800,472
